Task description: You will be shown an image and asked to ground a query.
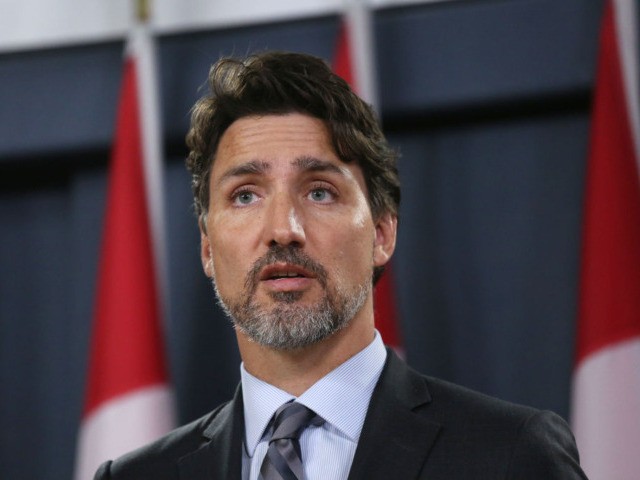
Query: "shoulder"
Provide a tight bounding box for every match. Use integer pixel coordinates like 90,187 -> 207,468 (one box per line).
382,350 -> 544,427
384,351 -> 572,435
93,402 -> 231,480
422,376 -> 587,478
379,353 -> 586,478
422,374 -> 541,424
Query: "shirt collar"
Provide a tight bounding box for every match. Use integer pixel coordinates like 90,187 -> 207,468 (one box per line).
240,331 -> 387,456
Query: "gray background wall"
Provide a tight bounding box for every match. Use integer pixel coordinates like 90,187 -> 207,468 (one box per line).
0,0 -> 607,478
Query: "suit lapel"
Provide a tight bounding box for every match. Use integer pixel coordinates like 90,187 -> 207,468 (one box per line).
347,351 -> 442,480
178,386 -> 244,480
175,353 -> 440,480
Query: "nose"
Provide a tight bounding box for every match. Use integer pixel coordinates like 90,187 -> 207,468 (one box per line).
264,192 -> 306,247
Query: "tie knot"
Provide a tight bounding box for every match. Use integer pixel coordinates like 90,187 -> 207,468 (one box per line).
270,402 -> 324,443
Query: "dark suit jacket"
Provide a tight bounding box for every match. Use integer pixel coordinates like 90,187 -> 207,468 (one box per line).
95,350 -> 587,479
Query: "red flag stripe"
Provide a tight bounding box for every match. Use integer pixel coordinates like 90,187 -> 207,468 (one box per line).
575,0 -> 640,365
84,57 -> 169,416
373,267 -> 402,348
334,21 -> 355,88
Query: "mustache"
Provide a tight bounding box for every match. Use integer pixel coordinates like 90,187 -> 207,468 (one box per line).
245,245 -> 328,293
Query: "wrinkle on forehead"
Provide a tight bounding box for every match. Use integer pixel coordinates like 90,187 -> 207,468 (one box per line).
217,114 -> 332,159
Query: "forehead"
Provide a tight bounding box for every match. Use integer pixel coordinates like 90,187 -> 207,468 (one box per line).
217,113 -> 333,163
211,113 -> 366,184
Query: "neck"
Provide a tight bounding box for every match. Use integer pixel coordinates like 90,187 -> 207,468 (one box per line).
238,304 -> 375,397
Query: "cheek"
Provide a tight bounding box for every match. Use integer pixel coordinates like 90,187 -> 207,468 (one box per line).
327,221 -> 376,276
208,232 -> 242,281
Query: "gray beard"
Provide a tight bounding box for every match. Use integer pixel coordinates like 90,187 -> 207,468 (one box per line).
212,245 -> 371,350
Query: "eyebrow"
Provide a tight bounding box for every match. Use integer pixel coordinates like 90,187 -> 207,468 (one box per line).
293,156 -> 346,176
216,156 -> 346,188
217,160 -> 271,186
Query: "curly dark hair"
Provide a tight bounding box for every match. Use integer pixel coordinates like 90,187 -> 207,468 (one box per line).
185,51 -> 400,282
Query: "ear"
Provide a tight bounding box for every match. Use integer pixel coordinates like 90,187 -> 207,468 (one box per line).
200,223 -> 214,278
373,212 -> 397,267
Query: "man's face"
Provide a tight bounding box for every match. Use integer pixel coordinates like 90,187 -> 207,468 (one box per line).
200,113 -> 396,350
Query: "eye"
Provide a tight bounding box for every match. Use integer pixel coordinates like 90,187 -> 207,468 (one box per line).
308,187 -> 335,203
232,189 -> 258,206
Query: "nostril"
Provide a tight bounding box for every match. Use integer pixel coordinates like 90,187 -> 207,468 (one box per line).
269,239 -> 302,248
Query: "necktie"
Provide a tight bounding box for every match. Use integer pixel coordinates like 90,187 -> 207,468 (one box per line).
260,402 -> 324,480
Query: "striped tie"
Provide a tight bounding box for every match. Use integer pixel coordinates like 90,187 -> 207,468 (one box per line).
260,402 -> 324,480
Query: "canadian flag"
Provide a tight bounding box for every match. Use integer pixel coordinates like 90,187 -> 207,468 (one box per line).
333,2 -> 403,352
570,1 -> 640,479
73,20 -> 175,480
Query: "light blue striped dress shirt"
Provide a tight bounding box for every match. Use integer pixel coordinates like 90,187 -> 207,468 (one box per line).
240,331 -> 387,480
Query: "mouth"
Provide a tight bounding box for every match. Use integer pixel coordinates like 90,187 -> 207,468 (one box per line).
260,263 -> 315,281
258,263 -> 315,291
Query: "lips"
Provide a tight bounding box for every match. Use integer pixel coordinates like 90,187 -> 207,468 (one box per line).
245,246 -> 328,295
258,263 -> 315,292
259,263 -> 315,281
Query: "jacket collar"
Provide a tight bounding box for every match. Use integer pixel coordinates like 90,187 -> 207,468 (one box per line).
178,385 -> 244,480
176,350 -> 441,480
347,349 -> 442,480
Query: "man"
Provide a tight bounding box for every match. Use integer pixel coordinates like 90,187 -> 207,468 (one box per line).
95,51 -> 587,479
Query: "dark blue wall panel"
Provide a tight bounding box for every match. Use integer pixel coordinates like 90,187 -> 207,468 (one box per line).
378,0 -> 601,113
